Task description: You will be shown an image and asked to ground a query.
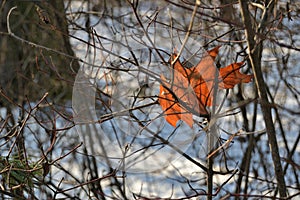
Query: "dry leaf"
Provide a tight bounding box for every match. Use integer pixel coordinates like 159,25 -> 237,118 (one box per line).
218,62 -> 254,89
159,46 -> 253,127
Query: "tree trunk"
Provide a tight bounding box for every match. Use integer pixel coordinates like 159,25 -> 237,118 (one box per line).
0,0 -> 79,106
238,0 -> 287,197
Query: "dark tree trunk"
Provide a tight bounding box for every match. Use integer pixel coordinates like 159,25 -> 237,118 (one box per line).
0,0 -> 79,106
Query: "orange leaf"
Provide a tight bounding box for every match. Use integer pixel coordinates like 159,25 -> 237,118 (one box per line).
170,54 -> 210,114
208,45 -> 221,60
159,75 -> 194,127
191,46 -> 220,107
158,46 -> 253,127
218,62 -> 254,89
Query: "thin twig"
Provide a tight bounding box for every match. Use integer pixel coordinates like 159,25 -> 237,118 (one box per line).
172,0 -> 201,65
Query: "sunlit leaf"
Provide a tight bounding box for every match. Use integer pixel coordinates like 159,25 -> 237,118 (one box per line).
218,62 -> 254,89
158,46 -> 253,127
